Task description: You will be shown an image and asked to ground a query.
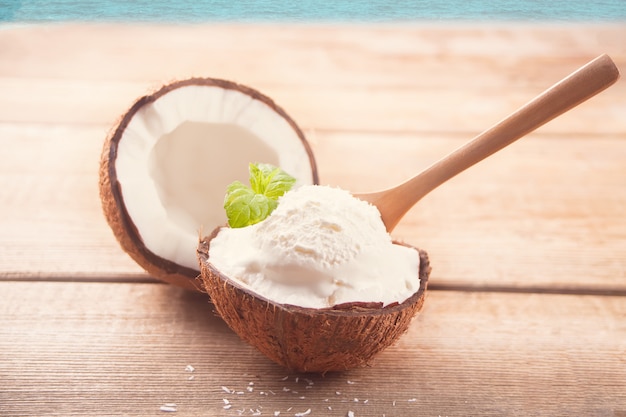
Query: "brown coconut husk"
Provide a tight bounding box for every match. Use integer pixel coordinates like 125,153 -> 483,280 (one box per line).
197,227 -> 431,373
99,78 -> 318,291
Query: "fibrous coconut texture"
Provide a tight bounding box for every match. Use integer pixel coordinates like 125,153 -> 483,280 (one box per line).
100,78 -> 318,291
198,230 -> 431,373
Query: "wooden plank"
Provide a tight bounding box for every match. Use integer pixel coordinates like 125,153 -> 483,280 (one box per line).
1,282 -> 624,416
0,77 -> 624,135
1,124 -> 625,291
0,123 -> 146,279
0,24 -> 624,133
317,130 -> 626,292
2,23 -> 625,83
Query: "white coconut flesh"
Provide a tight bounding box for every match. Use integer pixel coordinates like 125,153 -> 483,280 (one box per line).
114,83 -> 316,271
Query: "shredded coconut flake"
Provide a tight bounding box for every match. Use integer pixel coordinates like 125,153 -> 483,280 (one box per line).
185,365 -> 195,372
347,411 -> 355,417
159,404 -> 177,413
294,409 -> 311,416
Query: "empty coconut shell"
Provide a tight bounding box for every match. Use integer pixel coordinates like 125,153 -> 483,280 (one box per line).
99,78 -> 318,291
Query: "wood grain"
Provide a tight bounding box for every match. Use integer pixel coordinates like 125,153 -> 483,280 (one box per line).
1,124 -> 625,290
1,23 -> 625,416
356,54 -> 620,232
0,24 -> 625,134
1,282 -> 624,416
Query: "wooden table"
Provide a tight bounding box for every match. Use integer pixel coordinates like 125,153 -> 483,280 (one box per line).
1,22 -> 625,416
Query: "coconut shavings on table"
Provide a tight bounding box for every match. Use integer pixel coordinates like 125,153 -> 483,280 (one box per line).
159,403 -> 177,412
160,366 -> 424,415
209,374 -> 426,416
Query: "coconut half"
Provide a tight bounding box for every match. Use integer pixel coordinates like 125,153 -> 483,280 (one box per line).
198,229 -> 430,373
100,78 -> 318,291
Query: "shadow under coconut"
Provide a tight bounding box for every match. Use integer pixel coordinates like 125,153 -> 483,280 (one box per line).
147,282 -> 235,336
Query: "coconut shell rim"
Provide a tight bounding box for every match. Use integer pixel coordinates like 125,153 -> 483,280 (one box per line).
197,226 -> 431,316
100,77 -> 319,290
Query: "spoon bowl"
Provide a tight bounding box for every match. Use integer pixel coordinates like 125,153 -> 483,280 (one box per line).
356,54 -> 620,232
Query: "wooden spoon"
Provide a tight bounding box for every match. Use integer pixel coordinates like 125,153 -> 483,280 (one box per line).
356,54 -> 620,232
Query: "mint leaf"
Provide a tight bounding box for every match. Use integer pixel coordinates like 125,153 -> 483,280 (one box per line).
224,163 -> 295,228
249,163 -> 296,198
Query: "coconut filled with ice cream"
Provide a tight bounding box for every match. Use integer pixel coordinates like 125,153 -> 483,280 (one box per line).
198,164 -> 430,373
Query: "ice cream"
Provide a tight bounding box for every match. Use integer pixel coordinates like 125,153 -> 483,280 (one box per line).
208,185 -> 420,308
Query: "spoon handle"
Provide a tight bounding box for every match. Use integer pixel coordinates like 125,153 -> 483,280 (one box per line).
371,54 -> 620,231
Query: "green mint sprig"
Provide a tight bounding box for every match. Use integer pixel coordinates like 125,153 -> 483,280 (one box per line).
224,163 -> 296,228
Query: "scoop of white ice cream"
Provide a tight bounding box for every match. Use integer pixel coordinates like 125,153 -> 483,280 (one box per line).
209,185 -> 420,308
